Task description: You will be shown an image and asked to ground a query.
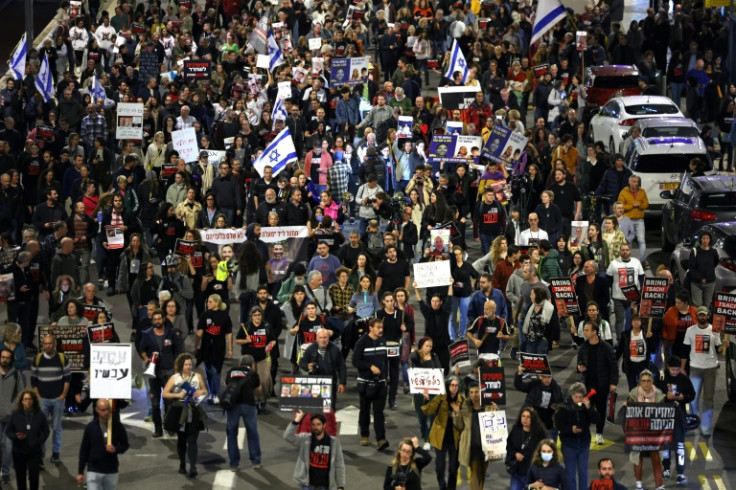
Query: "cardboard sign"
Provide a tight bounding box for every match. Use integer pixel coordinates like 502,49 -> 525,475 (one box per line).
87,323 -> 117,343
308,37 -> 322,51
480,366 -> 505,406
171,127 -> 199,163
183,60 -> 212,81
408,368 -> 446,395
549,277 -> 580,317
570,221 -> 589,248
397,116 -> 413,138
105,226 -> 124,250
481,125 -> 529,165
38,324 -> 87,371
413,260 -> 452,288
639,277 -> 669,319
519,353 -> 551,375
713,292 -> 736,334
428,133 -> 483,166
90,343 -> 132,400
279,375 -> 334,413
478,410 -> 508,461
437,85 -> 482,110
623,402 -> 675,452
449,339 -> 471,369
115,103 -> 144,140
277,81 -> 292,100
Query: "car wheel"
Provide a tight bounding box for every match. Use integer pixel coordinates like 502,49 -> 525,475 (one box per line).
609,137 -> 616,154
727,345 -> 736,403
661,224 -> 674,252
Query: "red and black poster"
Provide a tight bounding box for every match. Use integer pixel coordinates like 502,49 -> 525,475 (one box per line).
183,60 -> 212,81
87,323 -> 117,343
82,304 -> 107,322
37,324 -> 87,371
549,277 -> 580,317
519,352 -> 551,375
713,292 -> 736,334
639,278 -> 668,319
449,339 -> 470,369
620,284 -> 641,303
479,366 -> 505,406
279,375 -> 334,413
623,402 -> 675,452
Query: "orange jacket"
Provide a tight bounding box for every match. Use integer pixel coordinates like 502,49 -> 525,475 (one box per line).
662,305 -> 697,341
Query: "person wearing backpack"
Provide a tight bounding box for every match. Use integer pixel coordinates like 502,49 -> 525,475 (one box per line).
0,348 -> 23,484
223,354 -> 262,472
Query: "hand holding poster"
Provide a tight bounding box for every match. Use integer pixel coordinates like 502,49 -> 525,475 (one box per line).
413,260 -> 452,288
171,127 -> 199,163
408,368 -> 446,395
279,375 -> 334,413
549,278 -> 580,317
397,116 -> 413,138
713,292 -> 736,334
519,353 -> 551,375
182,60 -> 211,81
479,366 -> 506,406
105,226 -> 124,250
570,221 -> 589,247
481,125 -> 529,166
449,339 -> 471,369
87,323 -> 117,343
639,277 -> 669,319
90,344 -> 133,400
623,402 -> 675,452
430,229 -> 451,256
478,410 -> 508,461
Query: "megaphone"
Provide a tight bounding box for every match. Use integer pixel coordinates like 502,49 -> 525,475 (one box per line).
144,352 -> 159,377
579,388 -> 596,406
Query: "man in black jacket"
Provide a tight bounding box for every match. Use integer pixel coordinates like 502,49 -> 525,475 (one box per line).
76,399 -> 129,487
224,354 -> 262,471
32,188 -> 68,242
210,161 -> 242,225
299,328 -> 347,395
514,364 -> 565,441
352,318 -> 388,450
577,321 -> 619,445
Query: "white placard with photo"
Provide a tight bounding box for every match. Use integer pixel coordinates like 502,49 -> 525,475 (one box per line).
115,103 -> 144,140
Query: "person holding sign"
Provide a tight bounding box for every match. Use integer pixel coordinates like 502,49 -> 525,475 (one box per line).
505,408 -> 549,490
421,376 -> 464,490
466,299 -> 510,355
76,399 -> 130,489
409,338 -> 443,449
383,436 -> 433,490
522,287 -> 558,355
616,314 -> 655,390
414,282 -> 453,374
455,383 -> 498,490
513,365 -> 564,443
376,291 -> 415,410
553,382 -> 599,490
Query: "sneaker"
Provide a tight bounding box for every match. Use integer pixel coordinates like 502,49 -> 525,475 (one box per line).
422,442 -> 431,451
509,348 -> 517,360
677,475 -> 688,486
635,482 -> 643,490
655,486 -> 666,490
253,464 -> 262,469
376,440 -> 389,451
389,403 -> 397,410
97,277 -> 105,284
402,382 -> 410,394
106,287 -> 115,296
152,429 -> 163,438
701,427 -> 712,437
50,453 -> 61,464
596,433 -> 604,445
662,469 -> 671,479
212,395 -> 220,404
144,409 -> 152,422
360,437 -> 370,446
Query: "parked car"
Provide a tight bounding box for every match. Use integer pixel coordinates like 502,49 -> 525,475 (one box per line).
585,65 -> 642,107
589,95 -> 685,153
660,175 -> 736,250
620,117 -> 700,154
623,135 -> 714,209
727,332 -> 736,402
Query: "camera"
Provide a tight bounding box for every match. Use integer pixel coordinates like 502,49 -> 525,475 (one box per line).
392,473 -> 408,486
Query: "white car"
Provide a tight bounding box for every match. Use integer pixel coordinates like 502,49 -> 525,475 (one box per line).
589,95 -> 686,153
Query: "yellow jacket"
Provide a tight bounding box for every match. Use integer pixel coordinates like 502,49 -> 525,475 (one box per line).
618,186 -> 649,220
421,393 -> 464,450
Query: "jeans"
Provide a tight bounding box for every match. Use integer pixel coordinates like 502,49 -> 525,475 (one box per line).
86,471 -> 119,490
413,394 -> 434,441
0,422 -> 11,478
510,473 -> 527,490
226,403 -> 261,468
525,339 -> 549,355
358,381 -> 386,440
561,444 -> 589,490
435,443 -> 459,490
690,366 -> 716,429
40,397 -> 64,455
220,208 -> 235,226
670,82 -> 684,109
449,296 -> 471,340
479,233 -> 496,255
613,298 -> 631,341
432,40 -> 447,59
690,281 -> 715,309
204,361 -> 222,398
631,219 -> 647,261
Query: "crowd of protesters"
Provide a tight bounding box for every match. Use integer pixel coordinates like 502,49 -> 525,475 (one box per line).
0,0 -> 733,488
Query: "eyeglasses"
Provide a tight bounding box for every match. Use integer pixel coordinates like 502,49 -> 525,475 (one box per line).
252,312 -> 262,316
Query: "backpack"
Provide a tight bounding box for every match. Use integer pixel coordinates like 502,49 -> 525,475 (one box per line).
34,352 -> 66,369
219,369 -> 253,411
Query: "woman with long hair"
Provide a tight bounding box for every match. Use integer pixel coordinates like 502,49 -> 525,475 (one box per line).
409,337 -> 442,449
163,299 -> 187,352
716,98 -> 734,171
194,294 -> 232,404
522,286 -> 558,355
601,216 -> 625,263
347,253 -> 377,291
474,234 -> 508,276
625,370 -> 665,490
574,301 -> 613,347
395,287 -> 415,393
283,285 -> 309,372
289,302 -> 327,363
0,322 -> 27,378
163,353 -> 208,478
383,437 -> 432,490
6,389 -> 49,490
56,299 -> 88,327
117,233 -> 152,322
583,222 -> 609,274
617,314 -> 655,390
526,439 -> 569,490
569,251 -> 585,283
421,191 -> 451,242
506,407 -> 550,490
144,131 -> 166,171
554,235 -> 572,276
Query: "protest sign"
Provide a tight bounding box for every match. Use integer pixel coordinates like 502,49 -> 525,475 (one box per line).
449,339 -> 471,369
259,227 -> 309,278
312,57 -> 324,75
519,353 -> 551,375
576,31 -> 588,50
549,277 -> 581,317
478,410 -> 508,461
175,238 -> 198,257
115,103 -> 144,140
292,66 -> 308,84
428,134 -> 483,167
308,37 -> 322,51
279,375 -> 334,413
639,277 -> 669,319
38,324 -> 87,371
480,366 -> 506,406
438,85 -> 482,110
413,261 -> 452,289
408,368 -> 446,395
87,323 -> 117,343
82,304 -> 109,323
623,402 -> 675,452
0,273 -> 14,301
182,60 -> 212,81
397,116 -> 413,138
429,229 -> 451,256
481,125 -> 529,165
90,344 -> 132,400
171,127 -> 199,163
620,284 -> 641,303
277,81 -> 292,100
105,226 -> 124,249
713,292 -> 736,334
0,247 -> 19,272
330,57 -> 369,86
201,149 -> 226,165
256,54 -> 270,69
446,121 -> 463,135
570,221 -> 589,248
198,228 -> 248,245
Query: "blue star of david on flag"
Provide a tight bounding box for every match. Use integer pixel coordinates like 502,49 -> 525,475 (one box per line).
269,149 -> 281,162
444,40 -> 469,83
253,127 -> 298,178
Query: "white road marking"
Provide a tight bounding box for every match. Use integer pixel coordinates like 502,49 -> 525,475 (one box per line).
222,427 -> 245,450
336,405 -> 360,436
212,469 -> 236,490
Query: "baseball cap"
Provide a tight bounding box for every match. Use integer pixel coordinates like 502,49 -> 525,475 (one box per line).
199,150 -> 209,159
696,306 -> 709,316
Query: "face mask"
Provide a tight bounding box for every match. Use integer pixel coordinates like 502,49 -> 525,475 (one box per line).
541,453 -> 553,463
61,284 -> 70,293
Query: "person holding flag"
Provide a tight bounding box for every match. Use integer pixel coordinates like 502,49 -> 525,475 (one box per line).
267,31 -> 284,73
253,127 -> 299,178
35,53 -> 55,103
7,33 -> 27,81
530,0 -> 567,46
443,39 -> 468,85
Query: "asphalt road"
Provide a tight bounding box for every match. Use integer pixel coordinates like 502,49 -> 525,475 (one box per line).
12,214 -> 732,490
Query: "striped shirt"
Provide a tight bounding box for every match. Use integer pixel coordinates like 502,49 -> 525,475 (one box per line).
30,352 -> 71,399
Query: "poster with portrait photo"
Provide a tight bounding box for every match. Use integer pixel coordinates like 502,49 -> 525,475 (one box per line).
329,57 -> 369,87
570,221 -> 589,248
0,273 -> 14,301
481,125 -> 528,167
397,116 -> 413,138
279,375 -> 334,413
429,229 -> 451,256
115,103 -> 144,140
292,66 -> 308,84
312,57 -> 324,76
446,121 -> 464,135
454,135 -> 483,166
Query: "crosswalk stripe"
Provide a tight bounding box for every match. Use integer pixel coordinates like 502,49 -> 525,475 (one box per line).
213,470 -> 235,489
222,427 -> 245,450
699,442 -> 713,462
685,442 -> 698,461
713,475 -> 727,490
699,475 -> 712,490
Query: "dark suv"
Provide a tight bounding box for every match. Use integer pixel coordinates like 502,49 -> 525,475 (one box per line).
660,175 -> 736,251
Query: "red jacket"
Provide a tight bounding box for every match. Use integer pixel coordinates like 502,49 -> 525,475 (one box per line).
662,305 -> 697,341
463,101 -> 493,129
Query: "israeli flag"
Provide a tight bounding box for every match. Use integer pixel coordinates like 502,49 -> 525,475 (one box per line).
8,33 -> 27,80
271,97 -> 287,130
267,31 -> 284,72
35,52 -> 55,102
444,40 -> 468,83
91,74 -> 106,103
253,127 -> 298,178
531,0 -> 567,46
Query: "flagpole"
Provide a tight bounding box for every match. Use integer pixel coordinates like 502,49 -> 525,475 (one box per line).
25,0 -> 33,61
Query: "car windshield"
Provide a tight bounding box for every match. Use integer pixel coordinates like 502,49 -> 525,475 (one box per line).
642,127 -> 699,138
593,76 -> 639,89
634,154 -> 713,172
700,192 -> 736,211
623,104 -> 679,115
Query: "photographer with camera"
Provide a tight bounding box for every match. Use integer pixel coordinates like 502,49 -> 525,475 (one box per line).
356,175 -> 384,235
383,436 -> 432,490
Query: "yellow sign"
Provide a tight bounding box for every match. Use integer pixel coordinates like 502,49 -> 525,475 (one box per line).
705,0 -> 729,7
